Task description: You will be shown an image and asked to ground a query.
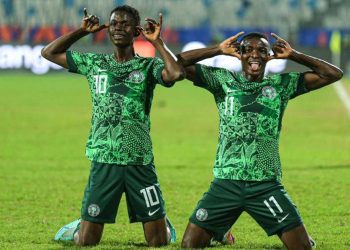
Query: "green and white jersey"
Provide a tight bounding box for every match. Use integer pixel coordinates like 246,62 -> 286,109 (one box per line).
194,64 -> 309,181
66,51 -> 170,165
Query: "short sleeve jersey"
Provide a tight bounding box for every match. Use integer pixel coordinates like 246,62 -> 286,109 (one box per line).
66,51 -> 170,165
194,64 -> 309,181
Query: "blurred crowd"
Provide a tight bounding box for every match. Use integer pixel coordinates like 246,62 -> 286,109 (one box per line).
0,0 -> 349,47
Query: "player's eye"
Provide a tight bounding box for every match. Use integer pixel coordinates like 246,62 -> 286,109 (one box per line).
245,47 -> 253,53
240,46 -> 250,54
259,48 -> 268,54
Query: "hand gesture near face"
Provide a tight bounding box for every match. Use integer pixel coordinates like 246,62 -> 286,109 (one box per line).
138,13 -> 163,43
219,31 -> 245,59
270,33 -> 293,60
81,8 -> 108,33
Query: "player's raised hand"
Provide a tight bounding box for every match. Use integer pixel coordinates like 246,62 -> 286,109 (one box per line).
269,33 -> 293,60
138,13 -> 162,42
81,8 -> 109,33
219,31 -> 245,59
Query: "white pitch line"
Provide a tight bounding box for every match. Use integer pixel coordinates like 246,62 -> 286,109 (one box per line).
333,81 -> 350,117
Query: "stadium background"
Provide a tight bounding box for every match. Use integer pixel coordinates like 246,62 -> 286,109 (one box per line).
1,0 -> 350,74
0,0 -> 349,249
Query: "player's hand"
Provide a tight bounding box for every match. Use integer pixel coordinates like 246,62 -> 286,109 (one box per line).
219,31 -> 245,59
81,8 -> 109,33
269,33 -> 293,60
138,13 -> 162,43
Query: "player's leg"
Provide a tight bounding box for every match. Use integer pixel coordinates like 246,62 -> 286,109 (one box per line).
181,179 -> 243,248
125,163 -> 174,247
75,220 -> 104,246
181,222 -> 235,248
246,181 -> 312,249
77,161 -> 125,246
142,217 -> 169,246
278,225 -> 312,250
182,222 -> 213,248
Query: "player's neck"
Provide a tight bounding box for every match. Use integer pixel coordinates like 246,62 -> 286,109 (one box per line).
113,46 -> 135,63
242,72 -> 264,82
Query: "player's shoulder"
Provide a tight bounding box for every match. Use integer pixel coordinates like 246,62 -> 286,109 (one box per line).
141,56 -> 163,64
198,64 -> 234,77
69,50 -> 109,61
266,72 -> 302,83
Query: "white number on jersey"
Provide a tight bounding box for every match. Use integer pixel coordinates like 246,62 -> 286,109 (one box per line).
140,185 -> 160,208
224,96 -> 234,115
93,75 -> 107,94
263,195 -> 283,216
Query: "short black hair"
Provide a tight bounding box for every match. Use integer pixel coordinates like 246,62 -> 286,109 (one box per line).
240,32 -> 269,43
110,5 -> 140,26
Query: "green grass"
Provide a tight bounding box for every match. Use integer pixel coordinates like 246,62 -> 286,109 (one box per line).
0,73 -> 349,249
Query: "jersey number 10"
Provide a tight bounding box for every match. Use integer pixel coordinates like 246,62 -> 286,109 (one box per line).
140,185 -> 160,208
93,75 -> 107,94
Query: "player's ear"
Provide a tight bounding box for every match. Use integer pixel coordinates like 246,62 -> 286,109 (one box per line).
134,26 -> 141,37
239,44 -> 244,54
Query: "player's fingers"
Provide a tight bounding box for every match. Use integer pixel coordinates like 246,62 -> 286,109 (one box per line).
224,31 -> 244,45
143,22 -> 151,33
233,31 -> 245,40
277,42 -> 286,48
267,54 -> 275,61
231,41 -> 240,48
271,33 -> 287,43
89,15 -> 98,23
87,21 -> 95,30
136,25 -> 144,31
158,13 -> 163,27
271,33 -> 280,40
145,18 -> 157,25
97,23 -> 109,31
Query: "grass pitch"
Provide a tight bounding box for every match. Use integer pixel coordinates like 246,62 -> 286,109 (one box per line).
0,73 -> 349,249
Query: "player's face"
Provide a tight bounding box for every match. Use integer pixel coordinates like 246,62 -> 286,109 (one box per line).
240,37 -> 270,81
108,11 -> 137,47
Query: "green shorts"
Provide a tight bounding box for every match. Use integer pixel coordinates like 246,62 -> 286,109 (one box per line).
81,161 -> 166,224
189,179 -> 303,240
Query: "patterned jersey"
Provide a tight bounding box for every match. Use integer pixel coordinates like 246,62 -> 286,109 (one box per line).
66,51 -> 170,165
194,64 -> 309,181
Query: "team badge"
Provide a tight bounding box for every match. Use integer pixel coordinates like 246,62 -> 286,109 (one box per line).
129,70 -> 145,83
262,86 -> 277,99
196,208 -> 208,221
88,204 -> 100,217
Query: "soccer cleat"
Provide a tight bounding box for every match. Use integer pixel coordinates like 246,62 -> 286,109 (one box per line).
310,237 -> 316,249
54,219 -> 81,241
221,230 -> 235,245
210,229 -> 235,246
166,217 -> 176,243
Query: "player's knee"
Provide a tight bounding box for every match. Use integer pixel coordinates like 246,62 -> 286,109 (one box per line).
181,238 -> 190,248
181,234 -> 196,248
78,237 -> 101,246
301,238 -> 312,250
76,231 -> 101,246
146,235 -> 168,247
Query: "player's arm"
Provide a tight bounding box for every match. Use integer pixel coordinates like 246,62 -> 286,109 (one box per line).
176,32 -> 244,82
270,33 -> 343,90
139,14 -> 185,84
41,8 -> 108,69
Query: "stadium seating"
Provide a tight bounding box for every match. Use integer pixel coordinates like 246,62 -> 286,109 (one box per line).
0,0 -> 348,45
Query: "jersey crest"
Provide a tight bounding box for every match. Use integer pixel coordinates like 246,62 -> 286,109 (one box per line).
262,86 -> 277,99
129,70 -> 145,83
